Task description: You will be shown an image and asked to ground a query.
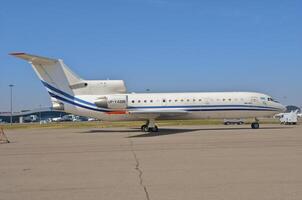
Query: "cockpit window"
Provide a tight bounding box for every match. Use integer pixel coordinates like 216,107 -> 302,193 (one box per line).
268,97 -> 279,103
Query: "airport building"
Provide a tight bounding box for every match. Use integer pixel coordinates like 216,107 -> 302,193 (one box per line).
0,107 -> 67,123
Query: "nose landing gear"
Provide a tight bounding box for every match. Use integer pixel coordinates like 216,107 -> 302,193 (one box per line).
251,122 -> 260,129
251,118 -> 260,129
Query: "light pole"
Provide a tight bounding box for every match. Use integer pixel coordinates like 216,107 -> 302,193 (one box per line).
9,84 -> 14,125
39,104 -> 42,124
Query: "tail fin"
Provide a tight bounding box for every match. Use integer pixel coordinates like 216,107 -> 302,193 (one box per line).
10,52 -> 127,102
10,52 -> 81,95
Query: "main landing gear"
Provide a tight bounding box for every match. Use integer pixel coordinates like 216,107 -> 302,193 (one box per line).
251,118 -> 260,129
141,119 -> 159,132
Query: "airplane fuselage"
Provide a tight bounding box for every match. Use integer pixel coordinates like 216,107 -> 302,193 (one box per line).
57,91 -> 285,121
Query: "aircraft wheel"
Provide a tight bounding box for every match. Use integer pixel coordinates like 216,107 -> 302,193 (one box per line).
142,126 -> 159,132
143,126 -> 150,132
141,125 -> 147,131
251,123 -> 260,129
151,126 -> 159,132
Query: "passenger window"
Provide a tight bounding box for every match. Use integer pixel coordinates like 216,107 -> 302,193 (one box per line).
132,100 -> 135,103
138,100 -> 141,103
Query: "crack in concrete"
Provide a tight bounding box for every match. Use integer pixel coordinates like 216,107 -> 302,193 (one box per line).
129,138 -> 151,200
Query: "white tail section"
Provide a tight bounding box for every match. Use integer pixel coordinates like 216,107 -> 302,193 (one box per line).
10,52 -> 127,97
10,53 -> 82,95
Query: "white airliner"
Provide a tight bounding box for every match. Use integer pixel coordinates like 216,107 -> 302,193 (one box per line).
11,53 -> 286,132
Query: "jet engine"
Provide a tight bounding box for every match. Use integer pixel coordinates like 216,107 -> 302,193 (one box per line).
51,98 -> 64,111
95,95 -> 127,109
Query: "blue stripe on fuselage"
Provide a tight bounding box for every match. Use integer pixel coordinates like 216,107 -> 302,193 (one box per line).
42,81 -> 97,107
128,105 -> 280,110
48,92 -> 108,112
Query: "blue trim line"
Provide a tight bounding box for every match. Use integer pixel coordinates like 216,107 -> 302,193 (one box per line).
42,81 -> 97,107
186,108 -> 277,112
48,92 -> 108,112
128,105 -> 279,110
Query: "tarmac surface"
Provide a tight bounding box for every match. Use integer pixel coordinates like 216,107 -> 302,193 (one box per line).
1,124 -> 302,200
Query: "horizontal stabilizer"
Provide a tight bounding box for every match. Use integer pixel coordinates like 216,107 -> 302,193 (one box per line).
10,52 -> 58,64
10,52 -> 81,95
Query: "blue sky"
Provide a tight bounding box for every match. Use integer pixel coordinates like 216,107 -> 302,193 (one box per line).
0,0 -> 301,111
